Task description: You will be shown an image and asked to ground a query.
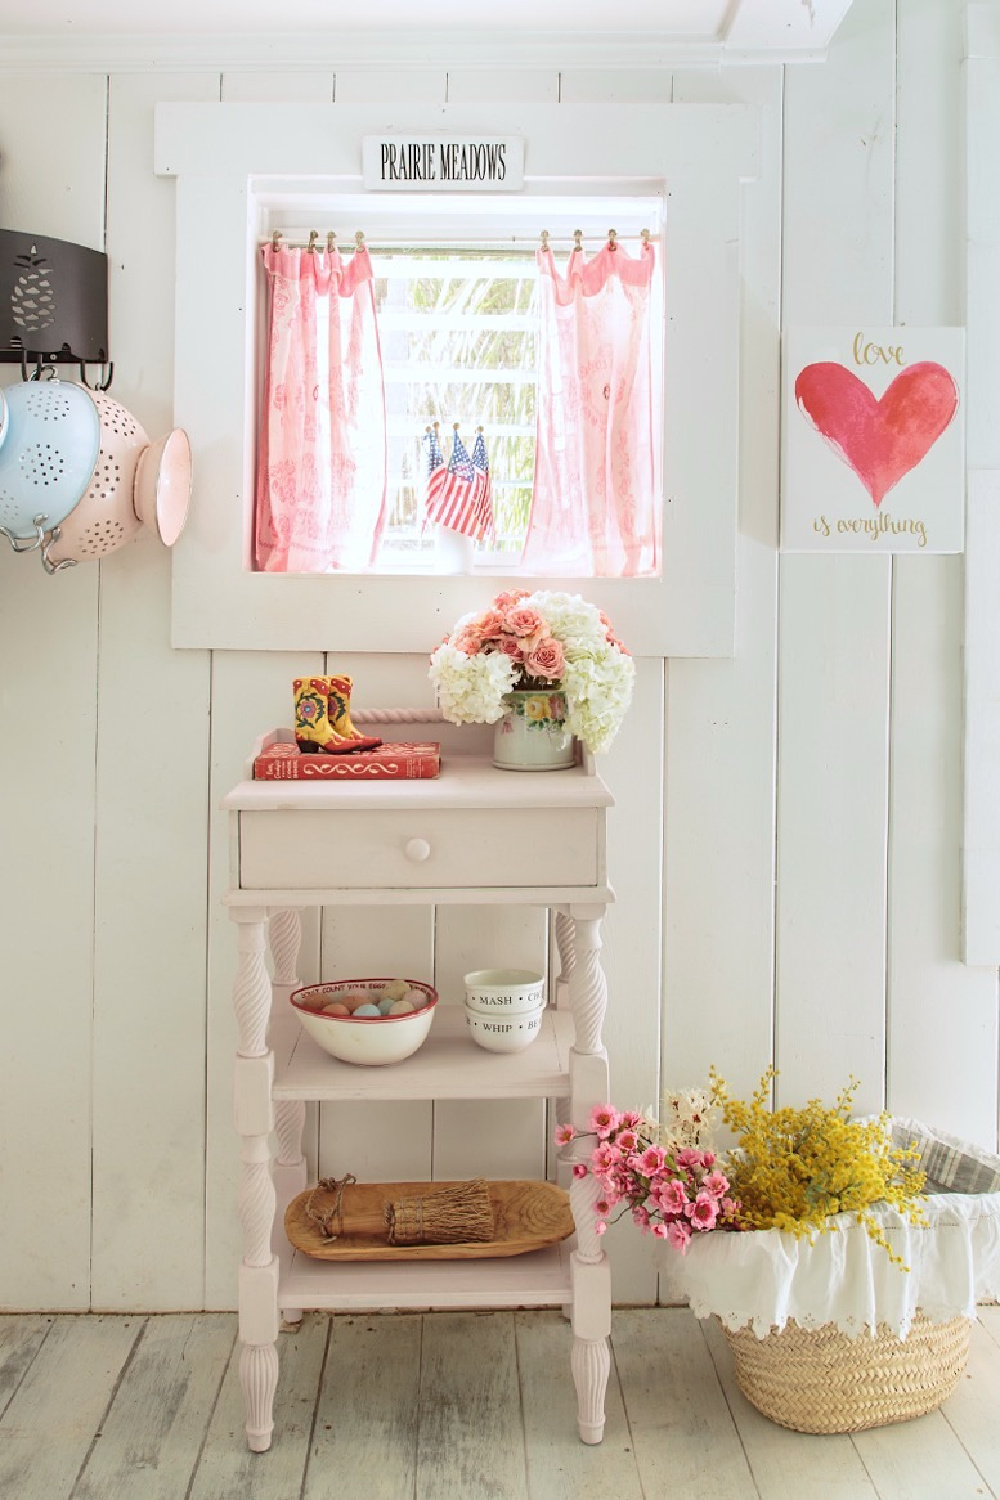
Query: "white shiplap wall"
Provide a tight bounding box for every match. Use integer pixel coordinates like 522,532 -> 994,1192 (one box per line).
0,0 -> 995,1313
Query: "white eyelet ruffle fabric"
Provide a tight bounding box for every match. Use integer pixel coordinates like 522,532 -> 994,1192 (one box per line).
670,1119 -> 1000,1340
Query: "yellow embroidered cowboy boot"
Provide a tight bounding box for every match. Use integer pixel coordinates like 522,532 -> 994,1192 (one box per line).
327,674 -> 382,751
293,676 -> 342,753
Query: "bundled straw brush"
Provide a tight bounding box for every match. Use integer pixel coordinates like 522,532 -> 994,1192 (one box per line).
304,1175 -> 495,1246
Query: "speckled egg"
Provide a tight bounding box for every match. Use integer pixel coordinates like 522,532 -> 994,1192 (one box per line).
389,999 -> 416,1016
340,992 -> 372,1012
382,978 -> 409,1002
321,1002 -> 351,1017
403,988 -> 428,1010
353,1003 -> 382,1018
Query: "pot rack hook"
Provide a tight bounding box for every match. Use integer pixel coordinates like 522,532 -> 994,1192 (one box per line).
78,360 -> 113,392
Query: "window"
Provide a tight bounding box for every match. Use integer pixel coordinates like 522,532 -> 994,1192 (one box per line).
159,101 -> 752,653
256,195 -> 665,577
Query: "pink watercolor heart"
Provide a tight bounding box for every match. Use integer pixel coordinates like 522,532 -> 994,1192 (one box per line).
794,360 -> 959,507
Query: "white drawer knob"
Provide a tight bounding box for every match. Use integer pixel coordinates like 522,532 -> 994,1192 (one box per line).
405,838 -> 431,862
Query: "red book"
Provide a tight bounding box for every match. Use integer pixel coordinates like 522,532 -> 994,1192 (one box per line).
253,740 -> 440,781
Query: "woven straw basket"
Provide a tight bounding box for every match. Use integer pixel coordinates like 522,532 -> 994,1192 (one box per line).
723,1311 -> 971,1434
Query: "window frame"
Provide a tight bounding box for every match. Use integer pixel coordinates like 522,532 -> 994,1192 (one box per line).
156,100 -> 757,655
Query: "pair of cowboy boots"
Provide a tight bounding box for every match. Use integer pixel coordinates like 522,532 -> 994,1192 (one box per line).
293,675 -> 382,754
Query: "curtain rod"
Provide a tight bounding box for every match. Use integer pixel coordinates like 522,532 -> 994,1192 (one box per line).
258,227 -> 655,252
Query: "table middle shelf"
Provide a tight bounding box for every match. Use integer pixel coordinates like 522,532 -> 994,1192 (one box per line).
272,1004 -> 575,1101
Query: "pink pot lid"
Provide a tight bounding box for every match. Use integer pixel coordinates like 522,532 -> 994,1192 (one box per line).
133,427 -> 192,546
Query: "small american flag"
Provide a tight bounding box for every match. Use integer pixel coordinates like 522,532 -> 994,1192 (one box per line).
471,427 -> 494,542
424,424 -> 490,540
424,424 -> 447,520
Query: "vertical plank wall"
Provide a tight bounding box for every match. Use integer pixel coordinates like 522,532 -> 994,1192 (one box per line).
0,0 -> 996,1313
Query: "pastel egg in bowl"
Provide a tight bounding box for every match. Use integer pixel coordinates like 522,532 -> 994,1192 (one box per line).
290,978 -> 437,1066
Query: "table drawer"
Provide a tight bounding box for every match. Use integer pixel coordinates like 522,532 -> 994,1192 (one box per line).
239,807 -> 599,890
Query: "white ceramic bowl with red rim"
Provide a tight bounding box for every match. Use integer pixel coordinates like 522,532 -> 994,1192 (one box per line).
290,978 -> 438,1066
464,1000 -> 545,1053
464,968 -> 545,1016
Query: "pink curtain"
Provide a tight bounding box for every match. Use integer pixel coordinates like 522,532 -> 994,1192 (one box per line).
255,243 -> 386,572
524,238 -> 660,578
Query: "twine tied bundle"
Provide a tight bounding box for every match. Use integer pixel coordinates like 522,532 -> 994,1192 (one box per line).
304,1175 -> 495,1246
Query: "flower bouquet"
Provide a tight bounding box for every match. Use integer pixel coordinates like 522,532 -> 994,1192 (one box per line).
556,1092 -> 743,1252
428,589 -> 634,765
562,1073 -> 1000,1433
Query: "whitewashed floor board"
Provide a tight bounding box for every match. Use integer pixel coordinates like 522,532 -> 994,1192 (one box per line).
2,1309 -> 1000,1499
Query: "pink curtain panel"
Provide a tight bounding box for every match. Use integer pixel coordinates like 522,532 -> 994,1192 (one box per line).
524,237 -> 660,578
255,243 -> 387,572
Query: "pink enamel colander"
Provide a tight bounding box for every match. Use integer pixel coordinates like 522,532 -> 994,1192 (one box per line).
39,383 -> 191,567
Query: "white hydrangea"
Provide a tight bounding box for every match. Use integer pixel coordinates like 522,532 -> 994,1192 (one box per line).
428,643 -> 516,725
521,590 -> 605,660
561,647 -> 635,755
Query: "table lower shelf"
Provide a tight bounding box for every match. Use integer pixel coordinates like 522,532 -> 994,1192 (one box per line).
278,1239 -> 573,1313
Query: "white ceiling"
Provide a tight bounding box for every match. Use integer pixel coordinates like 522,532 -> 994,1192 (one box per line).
0,0 -> 730,37
0,0 -> 855,63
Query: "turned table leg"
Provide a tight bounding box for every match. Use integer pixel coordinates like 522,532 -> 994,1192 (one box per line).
231,906 -> 280,1453
565,905 -> 612,1445
268,909 -> 308,1327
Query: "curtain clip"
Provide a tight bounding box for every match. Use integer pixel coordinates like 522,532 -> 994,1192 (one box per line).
307,230 -> 319,253
640,228 -> 651,246
271,229 -> 283,251
327,231 -> 337,253
608,229 -> 617,252
355,230 -> 365,251
573,229 -> 583,251
540,229 -> 550,249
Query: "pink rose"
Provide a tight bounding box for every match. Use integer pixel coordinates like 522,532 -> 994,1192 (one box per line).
524,636 -> 565,681
452,629 -> 481,656
494,589 -> 530,611
504,606 -> 546,639
475,609 -> 506,641
498,635 -> 524,662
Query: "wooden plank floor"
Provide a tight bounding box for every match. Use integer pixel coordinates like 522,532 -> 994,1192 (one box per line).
1,1307 -> 999,1499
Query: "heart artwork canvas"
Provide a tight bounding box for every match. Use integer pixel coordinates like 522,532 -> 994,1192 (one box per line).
781,327 -> 965,553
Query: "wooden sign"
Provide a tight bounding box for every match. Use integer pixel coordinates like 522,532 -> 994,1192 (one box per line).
781,327 -> 965,553
362,135 -> 524,191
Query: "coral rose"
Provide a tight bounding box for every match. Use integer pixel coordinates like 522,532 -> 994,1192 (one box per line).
503,606 -> 546,639
524,636 -> 565,681
475,610 -> 506,641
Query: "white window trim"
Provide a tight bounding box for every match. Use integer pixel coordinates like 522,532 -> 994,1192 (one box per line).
156,101 -> 757,655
